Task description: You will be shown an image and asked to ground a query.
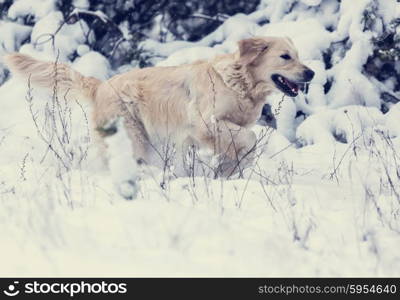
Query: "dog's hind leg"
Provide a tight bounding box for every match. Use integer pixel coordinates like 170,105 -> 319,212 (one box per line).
121,113 -> 152,165
95,98 -> 152,166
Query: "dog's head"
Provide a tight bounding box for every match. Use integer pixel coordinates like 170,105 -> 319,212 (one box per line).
237,36 -> 314,97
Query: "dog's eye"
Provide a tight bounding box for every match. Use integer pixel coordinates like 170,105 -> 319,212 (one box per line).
280,54 -> 291,60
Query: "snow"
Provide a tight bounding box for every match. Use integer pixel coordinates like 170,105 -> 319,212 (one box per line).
300,0 -> 321,6
256,18 -> 332,60
29,11 -> 92,61
0,21 -> 31,83
72,0 -> 90,10
0,21 -> 31,53
72,51 -> 110,80
8,0 -> 57,21
268,94 -> 298,141
385,103 -> 400,138
1,0 -> 400,277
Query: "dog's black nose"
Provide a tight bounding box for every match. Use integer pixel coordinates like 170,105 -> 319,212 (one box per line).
303,69 -> 315,81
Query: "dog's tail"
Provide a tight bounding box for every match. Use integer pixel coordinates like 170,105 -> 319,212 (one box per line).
3,53 -> 101,100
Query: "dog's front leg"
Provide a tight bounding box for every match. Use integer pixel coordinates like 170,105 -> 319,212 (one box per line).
194,119 -> 257,178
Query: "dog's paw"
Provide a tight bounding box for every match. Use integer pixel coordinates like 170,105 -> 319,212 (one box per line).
118,179 -> 139,200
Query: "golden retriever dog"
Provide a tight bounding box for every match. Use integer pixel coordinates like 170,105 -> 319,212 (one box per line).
4,36 -> 314,177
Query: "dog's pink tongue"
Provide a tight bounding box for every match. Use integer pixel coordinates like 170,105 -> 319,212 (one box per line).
284,78 -> 298,92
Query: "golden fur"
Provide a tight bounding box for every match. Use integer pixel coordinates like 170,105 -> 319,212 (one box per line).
4,36 -> 313,176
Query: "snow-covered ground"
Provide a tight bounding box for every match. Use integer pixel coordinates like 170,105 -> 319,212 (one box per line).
1,0 -> 400,276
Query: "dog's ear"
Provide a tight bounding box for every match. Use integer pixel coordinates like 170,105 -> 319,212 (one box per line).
238,38 -> 270,65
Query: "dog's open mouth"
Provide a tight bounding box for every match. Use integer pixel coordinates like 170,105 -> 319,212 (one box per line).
271,74 -> 305,97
